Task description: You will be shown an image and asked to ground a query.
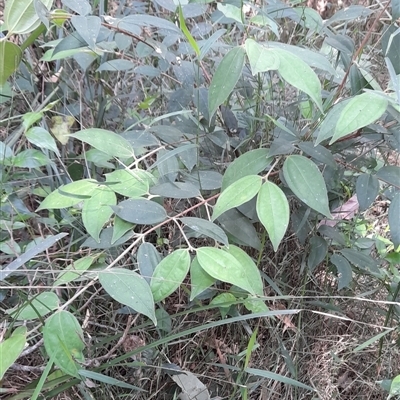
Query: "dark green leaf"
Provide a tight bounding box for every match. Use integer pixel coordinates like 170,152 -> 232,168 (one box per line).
137,242 -> 161,284
340,248 -> 381,276
330,254 -> 352,290
298,142 -> 337,168
81,227 -> 134,249
356,174 -> 379,211
150,182 -> 201,199
307,236 -> 328,271
180,217 -> 229,246
376,166 -> 400,188
111,199 -> 167,225
208,47 -> 246,118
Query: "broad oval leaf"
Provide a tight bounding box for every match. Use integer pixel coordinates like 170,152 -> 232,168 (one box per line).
283,155 -> 332,218
150,182 -> 201,199
99,268 -> 156,325
256,181 -> 289,251
376,166 -> 400,187
71,129 -> 134,158
8,292 -> 59,320
212,175 -> 262,221
208,46 -> 246,118
180,217 -> 229,247
245,39 -> 280,75
0,40 -> 22,85
196,247 -> 256,295
274,48 -> 323,112
307,236 -> 328,271
43,311 -> 85,378
389,192 -> 400,248
222,149 -> 273,191
356,173 -> 379,211
150,249 -> 190,302
111,198 -> 167,225
0,327 -> 27,380
224,245 -> 263,296
330,254 -> 352,290
4,0 -> 53,35
105,169 -> 151,198
330,92 -> 388,144
217,208 -> 261,250
70,15 -> 100,49
315,99 -> 352,145
97,59 -> 134,71
54,256 -> 96,286
340,248 -> 381,276
190,256 -> 216,301
25,127 -> 60,156
82,186 -> 116,242
37,179 -> 98,210
137,242 -> 161,284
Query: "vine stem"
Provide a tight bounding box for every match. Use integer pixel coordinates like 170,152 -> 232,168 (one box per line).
60,192 -> 220,310
334,0 -> 390,101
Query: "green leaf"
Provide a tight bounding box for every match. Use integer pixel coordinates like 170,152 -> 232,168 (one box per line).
212,175 -> 262,221
150,182 -> 201,199
244,297 -> 269,313
0,326 -> 27,380
137,242 -> 161,284
112,217 -> 134,245
330,254 -> 352,290
222,148 -> 273,191
97,59 -> 134,71
105,169 -> 151,198
211,293 -> 237,318
330,92 -> 388,144
12,149 -> 51,169
82,186 -> 116,242
43,311 -> 85,378
245,367 -> 315,392
256,181 -> 289,251
8,292 -> 59,320
389,193 -> 400,248
340,248 -> 381,276
283,155 -> 332,218
245,39 -> 280,75
224,245 -> 263,296
54,256 -> 96,286
307,236 -> 328,271
180,217 -> 229,247
111,198 -> 167,225
376,166 -> 400,187
0,40 -> 22,85
4,0 -> 53,35
208,46 -> 246,118
390,374 -> 400,396
178,4 -> 200,56
150,249 -> 190,302
78,369 -> 145,391
71,128 -> 133,158
315,99 -> 351,145
37,179 -> 98,210
217,3 -> 243,23
196,247 -> 256,295
297,142 -> 337,168
356,173 -> 379,211
274,49 -> 323,112
217,209 -> 261,250
25,127 -> 60,156
99,268 -> 156,325
190,256 -> 216,301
